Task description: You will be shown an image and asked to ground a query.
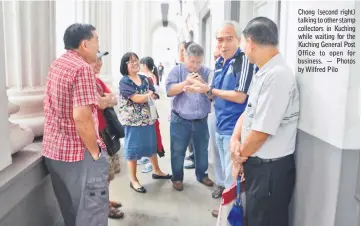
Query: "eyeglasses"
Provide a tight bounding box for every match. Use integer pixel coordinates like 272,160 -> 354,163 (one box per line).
126,60 -> 139,65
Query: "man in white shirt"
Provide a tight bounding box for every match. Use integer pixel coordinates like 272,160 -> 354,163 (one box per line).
230,17 -> 300,226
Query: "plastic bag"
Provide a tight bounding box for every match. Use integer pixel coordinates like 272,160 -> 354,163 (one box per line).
148,96 -> 158,120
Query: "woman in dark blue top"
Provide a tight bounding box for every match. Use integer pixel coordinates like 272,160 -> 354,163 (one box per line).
118,52 -> 171,193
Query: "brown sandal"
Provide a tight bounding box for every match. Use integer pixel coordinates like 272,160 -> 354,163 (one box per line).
108,207 -> 124,219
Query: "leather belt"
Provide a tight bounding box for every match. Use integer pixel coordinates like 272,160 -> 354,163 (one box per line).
248,155 -> 291,163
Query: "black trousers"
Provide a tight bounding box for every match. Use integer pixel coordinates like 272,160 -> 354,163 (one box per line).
244,154 -> 295,226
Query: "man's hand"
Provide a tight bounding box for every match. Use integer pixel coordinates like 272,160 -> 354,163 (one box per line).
97,93 -> 112,109
183,78 -> 210,94
230,137 -> 247,180
90,148 -> 101,160
230,137 -> 247,164
186,73 -> 204,83
230,136 -> 242,159
192,73 -> 204,83
232,164 -> 243,180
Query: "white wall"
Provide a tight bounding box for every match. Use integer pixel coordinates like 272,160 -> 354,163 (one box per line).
342,0 -> 360,150
275,2 -> 359,226
293,1 -> 358,150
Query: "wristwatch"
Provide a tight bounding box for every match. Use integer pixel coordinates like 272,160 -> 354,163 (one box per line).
207,87 -> 213,97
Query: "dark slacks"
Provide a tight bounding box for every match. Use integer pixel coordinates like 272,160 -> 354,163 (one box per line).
244,154 -> 295,226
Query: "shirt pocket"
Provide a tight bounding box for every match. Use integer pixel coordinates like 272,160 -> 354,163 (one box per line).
244,98 -> 256,130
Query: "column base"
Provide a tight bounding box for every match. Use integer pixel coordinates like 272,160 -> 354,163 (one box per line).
9,115 -> 44,137
8,99 -> 35,154
7,88 -> 45,137
9,123 -> 35,154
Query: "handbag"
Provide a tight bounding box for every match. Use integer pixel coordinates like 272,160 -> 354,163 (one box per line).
148,96 -> 159,120
103,107 -> 125,139
100,127 -> 121,156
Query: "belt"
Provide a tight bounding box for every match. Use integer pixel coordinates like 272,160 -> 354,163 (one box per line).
248,155 -> 292,163
172,110 -> 205,122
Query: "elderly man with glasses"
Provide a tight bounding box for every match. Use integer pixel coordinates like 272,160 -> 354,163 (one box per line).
166,43 -> 214,191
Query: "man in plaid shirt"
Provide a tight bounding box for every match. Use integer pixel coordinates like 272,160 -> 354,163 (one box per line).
43,23 -> 109,226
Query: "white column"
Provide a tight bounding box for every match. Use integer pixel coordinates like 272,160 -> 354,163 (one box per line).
3,1 -> 56,137
111,0 -> 126,92
75,1 -> 113,89
131,2 -> 140,55
140,1 -> 148,57
0,1 -> 13,170
55,0 -> 76,58
57,0 -> 114,89
96,1 -> 113,89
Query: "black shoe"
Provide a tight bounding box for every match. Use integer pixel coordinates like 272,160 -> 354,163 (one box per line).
152,173 -> 172,179
130,182 -> 146,193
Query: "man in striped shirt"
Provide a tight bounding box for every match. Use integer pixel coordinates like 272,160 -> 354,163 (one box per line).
184,21 -> 256,217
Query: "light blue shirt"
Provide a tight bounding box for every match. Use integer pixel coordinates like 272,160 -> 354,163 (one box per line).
165,63 -> 212,120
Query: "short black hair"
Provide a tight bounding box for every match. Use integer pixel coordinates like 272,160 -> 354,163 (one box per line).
243,17 -> 278,46
63,23 -> 96,50
120,52 -> 139,76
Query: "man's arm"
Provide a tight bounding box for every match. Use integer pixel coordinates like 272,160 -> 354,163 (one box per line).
239,131 -> 269,157
72,65 -> 100,160
230,113 -> 247,167
214,55 -> 254,104
184,79 -> 247,103
231,112 -> 245,142
185,58 -> 254,104
211,89 -> 247,104
166,66 -> 189,97
167,81 -> 188,97
97,93 -> 117,110
73,106 -> 99,159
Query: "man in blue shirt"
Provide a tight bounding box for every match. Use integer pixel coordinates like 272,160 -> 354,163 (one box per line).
184,21 -> 256,216
166,43 -> 214,191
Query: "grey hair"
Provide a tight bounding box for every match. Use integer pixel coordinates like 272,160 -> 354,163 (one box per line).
243,17 -> 278,46
216,20 -> 243,38
185,43 -> 204,57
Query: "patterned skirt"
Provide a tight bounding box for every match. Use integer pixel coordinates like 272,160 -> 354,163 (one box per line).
123,124 -> 157,160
